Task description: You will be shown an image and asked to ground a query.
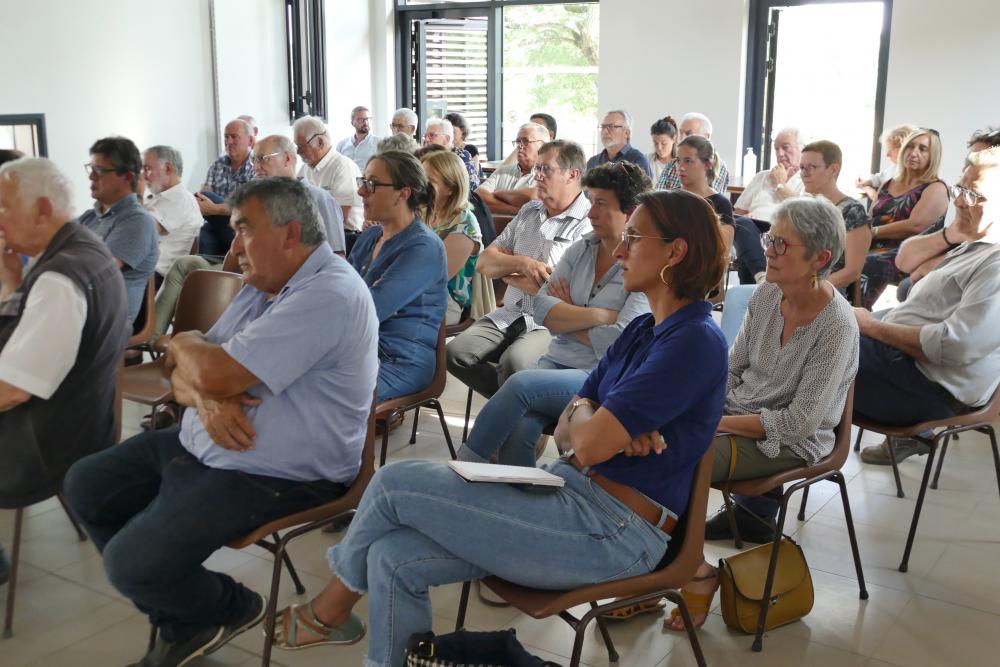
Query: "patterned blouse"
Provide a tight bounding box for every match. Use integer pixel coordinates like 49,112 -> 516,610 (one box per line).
430,207 -> 482,308
726,282 -> 859,464
868,179 -> 947,256
831,196 -> 870,274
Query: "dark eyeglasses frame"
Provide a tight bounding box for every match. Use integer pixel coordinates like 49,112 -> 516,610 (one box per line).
760,232 -> 806,256
356,177 -> 396,194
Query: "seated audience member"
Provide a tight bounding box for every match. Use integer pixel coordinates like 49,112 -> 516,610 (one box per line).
236,114 -> 259,139
664,197 -> 858,626
294,115 -> 365,234
587,110 -> 652,178
390,108 -> 419,139
420,150 -> 483,326
0,158 -> 126,587
799,140 -> 870,294
254,134 -> 346,254
499,112 -> 559,166
656,112 -> 730,192
140,145 -> 202,282
377,133 -> 420,155
860,128 -> 948,308
475,122 -> 547,214
196,118 -> 256,256
445,112 -> 480,175
855,146 -> 1000,465
455,161 -> 653,467
422,118 -> 480,189
732,128 -> 805,284
413,144 -> 447,161
77,136 -> 158,325
64,177 -> 379,666
857,123 -> 918,201
349,150 -> 447,401
676,136 -> 735,250
336,105 -> 381,171
447,140 -> 592,398
267,190 -> 729,667
647,116 -> 678,184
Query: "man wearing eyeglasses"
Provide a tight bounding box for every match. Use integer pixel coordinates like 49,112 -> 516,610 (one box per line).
336,105 -> 381,171
447,140 -> 592,399
586,110 -> 652,178
854,145 -> 1000,466
292,115 -> 364,235
390,108 -> 419,138
476,122 -> 549,215
77,136 -> 159,325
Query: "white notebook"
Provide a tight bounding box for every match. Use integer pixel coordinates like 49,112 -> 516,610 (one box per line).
447,460 -> 566,487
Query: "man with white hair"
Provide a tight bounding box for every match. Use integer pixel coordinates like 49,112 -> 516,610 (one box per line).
0,156 -> 128,516
293,115 -> 364,234
476,122 -> 547,214
336,105 -> 380,171
390,108 -> 419,139
655,111 -> 730,192
586,110 -> 652,177
423,118 -> 480,188
196,118 -> 256,256
141,145 -> 203,281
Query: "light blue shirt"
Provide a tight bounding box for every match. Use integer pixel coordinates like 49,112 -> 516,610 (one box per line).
336,134 -> 381,171
533,233 -> 650,370
179,243 -> 379,483
301,180 -> 346,253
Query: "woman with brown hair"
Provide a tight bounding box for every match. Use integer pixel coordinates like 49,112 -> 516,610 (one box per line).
647,116 -> 678,184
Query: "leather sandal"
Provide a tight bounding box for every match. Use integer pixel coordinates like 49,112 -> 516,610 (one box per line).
273,601 -> 366,650
665,571 -> 719,631
601,598 -> 665,621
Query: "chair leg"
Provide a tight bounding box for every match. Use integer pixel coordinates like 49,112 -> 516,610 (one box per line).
379,425 -> 391,467
56,493 -> 87,542
276,534 -> 306,595
989,427 -> 1000,501
886,436 -> 905,499
663,590 -> 707,667
752,493 -> 792,652
455,581 -> 472,631
930,434 -> 951,490
899,438 -> 939,572
853,427 -> 864,452
261,537 -> 289,667
833,472 -> 869,599
797,486 -> 809,522
722,491 -> 743,549
3,509 -> 24,638
462,387 -> 474,444
590,601 -> 619,663
433,400 -> 457,459
409,407 -> 420,445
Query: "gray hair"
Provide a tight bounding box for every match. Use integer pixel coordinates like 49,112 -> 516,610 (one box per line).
425,118 -> 454,140
226,118 -> 254,137
519,122 -> 550,141
258,134 -> 296,157
291,115 -> 328,140
681,112 -> 713,137
146,145 -> 184,176
772,127 -> 803,146
377,133 -> 420,154
237,114 -> 258,134
539,140 -> 587,176
351,105 -> 369,118
0,157 -> 74,217
227,177 -> 325,246
392,108 -> 418,128
605,109 -> 634,131
774,196 -> 846,278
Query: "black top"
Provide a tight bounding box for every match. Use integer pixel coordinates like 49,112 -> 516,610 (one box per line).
705,192 -> 735,226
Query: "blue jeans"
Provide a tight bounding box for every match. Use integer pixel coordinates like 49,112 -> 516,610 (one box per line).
732,216 -> 768,283
327,459 -> 671,667
198,190 -> 233,258
458,368 -> 589,467
63,428 -> 346,642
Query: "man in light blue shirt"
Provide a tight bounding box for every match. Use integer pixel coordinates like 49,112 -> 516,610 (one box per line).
65,177 -> 378,666
336,105 -> 381,171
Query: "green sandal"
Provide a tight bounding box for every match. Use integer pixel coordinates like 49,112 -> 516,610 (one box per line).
273,601 -> 366,650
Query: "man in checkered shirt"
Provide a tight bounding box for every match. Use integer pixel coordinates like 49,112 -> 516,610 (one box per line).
447,140 -> 592,398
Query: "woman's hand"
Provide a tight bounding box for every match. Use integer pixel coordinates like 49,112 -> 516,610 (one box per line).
623,431 -> 667,457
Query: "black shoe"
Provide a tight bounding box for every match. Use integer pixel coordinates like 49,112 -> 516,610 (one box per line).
205,591 -> 267,655
128,625 -> 224,667
705,504 -> 777,544
0,544 -> 9,586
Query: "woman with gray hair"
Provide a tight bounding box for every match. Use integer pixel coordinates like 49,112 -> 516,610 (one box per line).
661,196 -> 859,630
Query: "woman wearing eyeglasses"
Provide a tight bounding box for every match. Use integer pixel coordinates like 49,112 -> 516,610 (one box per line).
270,190 -> 729,667
454,161 -> 653,467
348,151 -> 448,402
664,196 -> 858,631
860,129 -> 949,309
676,135 -> 735,252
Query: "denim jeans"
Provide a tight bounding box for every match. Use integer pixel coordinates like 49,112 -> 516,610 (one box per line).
458,368 -> 588,467
732,216 -> 768,283
327,459 -> 670,667
63,428 -> 346,642
198,190 -> 234,258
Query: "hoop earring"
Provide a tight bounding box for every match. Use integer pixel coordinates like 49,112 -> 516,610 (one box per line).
811,272 -> 818,289
659,264 -> 673,286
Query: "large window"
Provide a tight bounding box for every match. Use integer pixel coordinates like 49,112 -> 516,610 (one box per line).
397,0 -> 598,162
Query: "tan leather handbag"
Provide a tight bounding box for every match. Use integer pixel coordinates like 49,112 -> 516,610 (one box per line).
718,537 -> 814,634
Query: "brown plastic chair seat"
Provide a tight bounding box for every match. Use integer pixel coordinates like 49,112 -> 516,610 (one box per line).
127,276 -> 157,349
120,357 -> 173,406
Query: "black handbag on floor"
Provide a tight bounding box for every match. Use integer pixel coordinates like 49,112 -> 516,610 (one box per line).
405,629 -> 562,667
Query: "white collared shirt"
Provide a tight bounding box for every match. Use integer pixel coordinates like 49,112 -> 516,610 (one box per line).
299,148 -> 364,231
144,183 -> 203,274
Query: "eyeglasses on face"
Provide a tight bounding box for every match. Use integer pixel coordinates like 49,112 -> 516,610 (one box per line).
760,233 -> 806,255
84,163 -> 121,177
356,177 -> 396,194
532,163 -> 563,179
252,151 -> 284,165
598,124 -> 625,131
390,123 -> 409,132
798,162 -> 827,174
295,132 -> 325,153
618,229 -> 675,251
953,184 -> 987,206
512,138 -> 543,147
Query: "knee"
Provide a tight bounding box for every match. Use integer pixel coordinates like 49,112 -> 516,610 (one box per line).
102,536 -> 157,596
63,453 -> 103,520
445,335 -> 476,370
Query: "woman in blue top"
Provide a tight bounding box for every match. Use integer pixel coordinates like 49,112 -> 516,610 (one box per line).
270,190 -> 730,667
349,151 -> 448,402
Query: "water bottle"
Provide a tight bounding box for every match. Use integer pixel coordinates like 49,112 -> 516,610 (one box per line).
742,148 -> 757,186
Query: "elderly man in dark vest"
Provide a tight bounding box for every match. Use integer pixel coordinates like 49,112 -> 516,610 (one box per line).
0,157 -> 128,577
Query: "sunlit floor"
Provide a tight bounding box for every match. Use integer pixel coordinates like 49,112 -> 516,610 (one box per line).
4,374 -> 1000,666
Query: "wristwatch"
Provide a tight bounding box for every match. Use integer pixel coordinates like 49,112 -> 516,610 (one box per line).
567,398 -> 599,422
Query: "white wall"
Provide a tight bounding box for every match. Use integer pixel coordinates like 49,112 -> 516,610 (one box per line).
0,0 -> 217,213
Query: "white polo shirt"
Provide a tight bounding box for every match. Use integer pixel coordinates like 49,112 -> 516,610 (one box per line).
299,148 -> 364,232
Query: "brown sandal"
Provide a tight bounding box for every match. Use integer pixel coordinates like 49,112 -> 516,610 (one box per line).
665,571 -> 719,630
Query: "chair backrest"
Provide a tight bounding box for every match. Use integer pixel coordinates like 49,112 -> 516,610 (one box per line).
171,270 -> 244,336
823,381 -> 856,471
428,321 -> 449,396
468,191 -> 497,249
127,276 -> 157,347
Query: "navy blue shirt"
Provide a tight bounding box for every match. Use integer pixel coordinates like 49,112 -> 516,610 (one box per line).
586,143 -> 653,178
577,303 -> 728,517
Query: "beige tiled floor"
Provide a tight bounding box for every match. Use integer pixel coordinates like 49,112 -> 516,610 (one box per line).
3,380 -> 1000,666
